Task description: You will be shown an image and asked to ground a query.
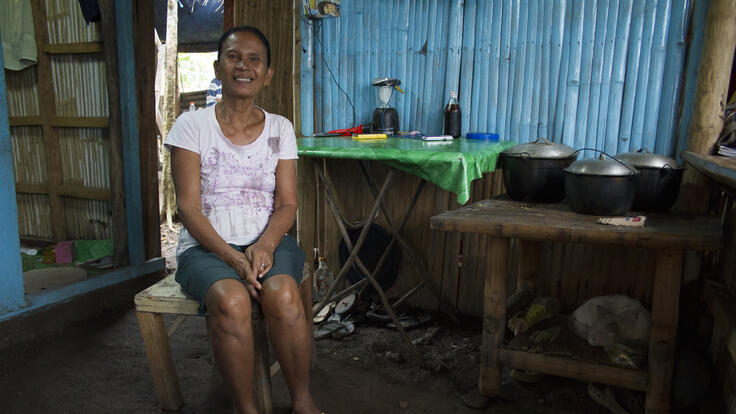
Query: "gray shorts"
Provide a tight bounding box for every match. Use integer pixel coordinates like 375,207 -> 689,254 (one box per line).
175,235 -> 305,314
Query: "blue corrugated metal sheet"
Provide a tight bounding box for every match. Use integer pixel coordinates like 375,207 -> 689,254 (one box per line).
301,0 -> 699,158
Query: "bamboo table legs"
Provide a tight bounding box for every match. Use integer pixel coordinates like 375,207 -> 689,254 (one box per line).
312,159 -> 456,347
645,249 -> 684,414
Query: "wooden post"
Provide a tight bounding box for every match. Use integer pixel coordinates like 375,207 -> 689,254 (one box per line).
30,0 -> 67,241
687,0 -> 736,155
136,311 -> 184,411
679,0 -> 736,215
645,249 -> 684,414
133,0 -> 161,260
480,236 -> 510,396
99,0 -> 130,266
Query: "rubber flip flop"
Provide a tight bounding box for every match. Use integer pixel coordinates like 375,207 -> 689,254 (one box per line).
334,293 -> 356,314
312,302 -> 335,324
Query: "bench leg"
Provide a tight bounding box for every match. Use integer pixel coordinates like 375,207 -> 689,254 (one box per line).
252,309 -> 273,414
136,310 -> 184,411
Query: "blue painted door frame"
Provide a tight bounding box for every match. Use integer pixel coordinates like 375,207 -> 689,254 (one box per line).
0,30 -> 27,314
0,0 -> 154,317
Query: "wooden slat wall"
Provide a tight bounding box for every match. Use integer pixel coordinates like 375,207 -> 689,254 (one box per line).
234,0 -> 294,121
2,0 -> 151,262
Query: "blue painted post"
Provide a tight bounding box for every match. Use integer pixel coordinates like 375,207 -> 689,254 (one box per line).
511,0 -> 529,142
585,0 -> 610,151
573,0 -> 597,150
520,0 -> 539,141
538,0 -> 554,139
497,0 -> 514,139
629,0 -> 659,152
553,1 -> 573,141
655,0 -> 690,156
562,0 -> 585,148
605,0 -> 634,155
595,0 -> 620,150
460,0 -> 477,134
488,0 -> 503,135
475,0 -> 492,136
528,3 -> 544,140
300,14 -> 315,136
642,0 -> 672,152
549,0 -> 568,140
115,0 -> 144,265
618,0 -> 645,153
675,0 -> 707,161
0,32 -> 27,314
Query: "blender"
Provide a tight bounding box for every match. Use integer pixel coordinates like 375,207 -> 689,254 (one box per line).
370,78 -> 401,135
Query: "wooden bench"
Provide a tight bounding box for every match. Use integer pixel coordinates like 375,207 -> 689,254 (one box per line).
135,266 -> 312,413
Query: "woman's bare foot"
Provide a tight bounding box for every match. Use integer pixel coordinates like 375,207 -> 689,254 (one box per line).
293,399 -> 321,414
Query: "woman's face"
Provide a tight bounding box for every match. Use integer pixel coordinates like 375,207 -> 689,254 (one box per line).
214,31 -> 273,100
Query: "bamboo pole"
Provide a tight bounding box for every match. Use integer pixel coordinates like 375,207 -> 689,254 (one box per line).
687,0 -> 736,155
679,0 -> 736,214
160,0 -> 178,230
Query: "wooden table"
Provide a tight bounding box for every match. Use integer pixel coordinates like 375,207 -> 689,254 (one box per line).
431,199 -> 722,413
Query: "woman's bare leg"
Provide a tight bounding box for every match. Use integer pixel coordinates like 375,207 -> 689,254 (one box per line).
261,275 -> 320,414
205,279 -> 259,414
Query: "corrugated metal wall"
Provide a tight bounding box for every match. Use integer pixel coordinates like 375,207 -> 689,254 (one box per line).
301,0 -> 697,158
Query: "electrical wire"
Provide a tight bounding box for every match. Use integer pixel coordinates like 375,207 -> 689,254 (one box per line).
303,17 -> 357,130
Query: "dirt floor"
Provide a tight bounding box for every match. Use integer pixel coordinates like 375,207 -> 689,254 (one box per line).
0,224 -> 718,413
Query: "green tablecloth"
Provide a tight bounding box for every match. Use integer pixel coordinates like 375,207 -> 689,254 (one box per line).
297,137 -> 514,205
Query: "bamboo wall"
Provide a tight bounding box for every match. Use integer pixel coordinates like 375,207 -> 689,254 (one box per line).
234,0 -> 295,121
4,0 -> 112,242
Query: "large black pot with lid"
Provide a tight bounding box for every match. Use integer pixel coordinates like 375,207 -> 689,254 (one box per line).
500,137 -> 578,202
616,148 -> 684,212
564,153 -> 640,216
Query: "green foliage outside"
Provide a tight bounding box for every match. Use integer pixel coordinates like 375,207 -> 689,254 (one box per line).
178,52 -> 218,92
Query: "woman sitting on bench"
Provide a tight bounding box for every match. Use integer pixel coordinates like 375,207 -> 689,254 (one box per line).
165,26 -> 320,414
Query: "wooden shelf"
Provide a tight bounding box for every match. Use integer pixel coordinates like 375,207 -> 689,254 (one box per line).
502,316 -> 648,391
681,151 -> 736,192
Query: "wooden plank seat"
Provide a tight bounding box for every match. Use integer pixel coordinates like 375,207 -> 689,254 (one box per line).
135,266 -> 312,413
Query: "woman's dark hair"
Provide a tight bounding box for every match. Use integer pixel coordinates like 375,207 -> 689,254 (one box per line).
217,26 -> 271,67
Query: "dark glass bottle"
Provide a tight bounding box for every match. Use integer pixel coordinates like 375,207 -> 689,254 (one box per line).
443,91 -> 461,138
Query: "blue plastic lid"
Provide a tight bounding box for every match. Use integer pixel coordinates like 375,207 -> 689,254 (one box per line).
467,132 -> 499,141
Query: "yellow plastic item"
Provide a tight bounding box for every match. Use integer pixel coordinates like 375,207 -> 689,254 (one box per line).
352,133 -> 388,140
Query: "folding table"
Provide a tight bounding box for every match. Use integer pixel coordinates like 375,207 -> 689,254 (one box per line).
297,136 -> 513,344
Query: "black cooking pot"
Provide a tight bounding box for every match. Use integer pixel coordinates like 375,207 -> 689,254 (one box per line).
616,148 -> 684,212
564,154 -> 640,216
501,138 -> 578,202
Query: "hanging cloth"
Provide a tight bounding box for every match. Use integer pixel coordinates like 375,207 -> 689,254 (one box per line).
0,0 -> 38,71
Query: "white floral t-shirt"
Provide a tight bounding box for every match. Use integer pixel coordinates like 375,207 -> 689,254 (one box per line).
165,105 -> 298,256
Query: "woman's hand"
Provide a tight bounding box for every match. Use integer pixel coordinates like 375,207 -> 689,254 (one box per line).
244,242 -> 274,281
224,247 -> 263,300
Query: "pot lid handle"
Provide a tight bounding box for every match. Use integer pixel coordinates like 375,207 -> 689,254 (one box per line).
584,148 -> 638,175
532,137 -> 551,145
636,148 -> 652,154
